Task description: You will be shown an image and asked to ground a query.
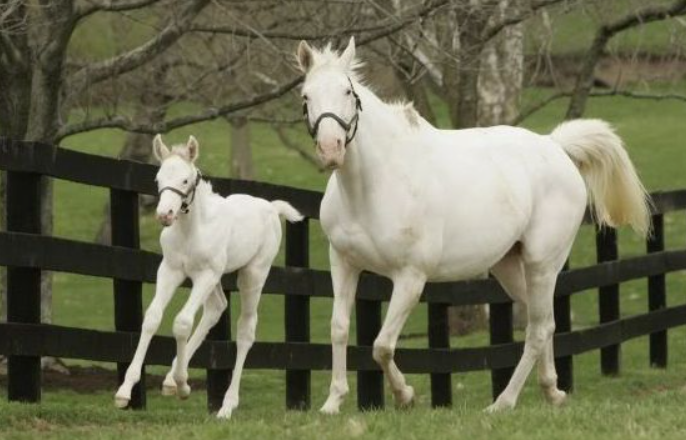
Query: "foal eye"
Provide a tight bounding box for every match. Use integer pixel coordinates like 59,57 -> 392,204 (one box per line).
345,89 -> 352,96
183,179 -> 188,184
302,94 -> 308,101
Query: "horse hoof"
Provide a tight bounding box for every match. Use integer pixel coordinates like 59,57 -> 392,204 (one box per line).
395,385 -> 415,409
114,395 -> 130,409
319,402 -> 341,415
484,399 -> 515,414
161,383 -> 177,397
216,406 -> 233,420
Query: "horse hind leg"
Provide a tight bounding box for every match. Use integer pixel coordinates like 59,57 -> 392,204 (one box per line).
490,246 -> 566,408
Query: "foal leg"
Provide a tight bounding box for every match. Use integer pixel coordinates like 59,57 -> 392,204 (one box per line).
373,270 -> 426,408
217,264 -> 268,419
162,285 -> 227,396
320,247 -> 360,415
171,271 -> 220,399
486,265 -> 556,413
115,261 -> 184,408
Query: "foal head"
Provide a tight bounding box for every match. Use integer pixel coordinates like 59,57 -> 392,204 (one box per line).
297,37 -> 362,170
152,134 -> 201,226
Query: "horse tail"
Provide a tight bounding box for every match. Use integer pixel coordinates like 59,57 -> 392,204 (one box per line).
271,200 -> 305,223
550,119 -> 651,237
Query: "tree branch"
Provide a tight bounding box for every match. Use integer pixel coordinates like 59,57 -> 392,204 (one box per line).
56,75 -> 303,140
75,0 -> 161,21
274,126 -> 322,171
566,0 -> 686,119
69,0 -> 210,89
481,0 -> 575,44
514,89 -> 686,125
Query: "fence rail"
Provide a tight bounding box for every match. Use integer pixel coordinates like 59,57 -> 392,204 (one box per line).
1,139 -> 686,411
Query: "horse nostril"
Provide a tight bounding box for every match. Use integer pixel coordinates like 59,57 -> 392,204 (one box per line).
336,139 -> 342,148
167,209 -> 173,215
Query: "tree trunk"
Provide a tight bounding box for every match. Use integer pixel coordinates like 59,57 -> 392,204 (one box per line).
229,116 -> 253,180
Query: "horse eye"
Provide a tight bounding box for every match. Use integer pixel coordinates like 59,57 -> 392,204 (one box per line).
183,179 -> 188,184
345,89 -> 352,96
302,94 -> 308,101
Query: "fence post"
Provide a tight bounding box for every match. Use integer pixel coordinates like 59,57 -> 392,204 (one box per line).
6,168 -> 42,403
356,297 -> 384,410
206,295 -> 232,412
428,302 -> 452,407
554,261 -> 574,392
111,188 -> 146,409
285,219 -> 310,410
647,213 -> 667,368
489,301 -> 514,400
596,227 -> 620,375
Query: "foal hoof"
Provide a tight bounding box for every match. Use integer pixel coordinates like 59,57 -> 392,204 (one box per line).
394,385 -> 415,409
319,400 -> 341,415
114,394 -> 130,409
161,383 -> 177,397
545,388 -> 567,407
176,383 -> 191,400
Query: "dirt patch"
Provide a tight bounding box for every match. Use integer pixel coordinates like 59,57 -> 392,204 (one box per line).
0,365 -> 207,394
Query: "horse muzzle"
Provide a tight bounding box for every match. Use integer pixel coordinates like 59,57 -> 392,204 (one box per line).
316,139 -> 345,170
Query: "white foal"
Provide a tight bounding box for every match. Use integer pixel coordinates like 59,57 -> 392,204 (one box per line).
296,38 -> 651,414
114,135 -> 303,419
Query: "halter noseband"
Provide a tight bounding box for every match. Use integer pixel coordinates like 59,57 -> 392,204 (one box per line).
303,76 -> 363,146
158,170 -> 202,214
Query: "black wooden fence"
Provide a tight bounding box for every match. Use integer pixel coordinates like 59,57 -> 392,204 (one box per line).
1,139 -> 686,411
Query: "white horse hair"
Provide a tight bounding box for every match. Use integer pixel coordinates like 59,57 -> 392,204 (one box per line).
114,134 -> 303,419
297,37 -> 651,414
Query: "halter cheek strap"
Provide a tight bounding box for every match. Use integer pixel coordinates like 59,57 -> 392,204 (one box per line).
158,170 -> 202,214
303,76 -> 362,146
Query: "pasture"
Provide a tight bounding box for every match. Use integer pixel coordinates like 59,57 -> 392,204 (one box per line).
2,87 -> 686,439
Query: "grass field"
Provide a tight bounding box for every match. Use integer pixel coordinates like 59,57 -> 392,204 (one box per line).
2,77 -> 686,439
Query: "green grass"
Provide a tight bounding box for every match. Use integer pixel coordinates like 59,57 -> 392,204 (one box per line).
3,82 -> 686,438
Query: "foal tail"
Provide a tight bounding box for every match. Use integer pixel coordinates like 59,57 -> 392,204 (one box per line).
271,200 -> 305,223
550,119 -> 651,237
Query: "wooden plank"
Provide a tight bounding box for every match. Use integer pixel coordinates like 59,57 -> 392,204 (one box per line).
0,141 -> 322,219
1,304 -> 686,373
596,227 -> 620,376
428,303 -> 452,407
285,220 -> 311,410
206,296 -> 232,413
5,167 -> 42,403
356,299 -> 384,410
555,262 -> 573,392
110,189 -> 145,409
647,214 -> 667,368
489,302 -> 514,401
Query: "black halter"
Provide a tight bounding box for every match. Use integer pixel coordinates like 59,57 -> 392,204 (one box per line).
158,170 -> 202,214
303,76 -> 363,146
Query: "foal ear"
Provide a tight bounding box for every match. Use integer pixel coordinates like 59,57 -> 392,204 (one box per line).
152,134 -> 170,162
187,135 -> 199,163
297,40 -> 314,73
339,36 -> 356,69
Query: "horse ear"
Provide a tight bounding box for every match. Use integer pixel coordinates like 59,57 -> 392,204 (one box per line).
339,36 -> 356,68
187,135 -> 199,163
152,134 -> 170,162
297,40 -> 314,73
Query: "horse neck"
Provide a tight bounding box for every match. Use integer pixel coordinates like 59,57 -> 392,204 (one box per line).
175,179 -> 212,232
335,86 -> 413,195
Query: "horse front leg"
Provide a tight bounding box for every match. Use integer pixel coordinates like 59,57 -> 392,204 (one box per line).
171,271 -> 221,399
320,247 -> 360,415
162,284 -> 227,397
373,269 -> 426,408
115,261 -> 184,408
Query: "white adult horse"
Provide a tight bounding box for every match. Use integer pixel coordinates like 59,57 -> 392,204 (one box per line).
114,135 -> 303,419
297,38 -> 650,414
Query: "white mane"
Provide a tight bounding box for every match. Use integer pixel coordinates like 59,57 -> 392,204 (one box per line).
305,43 -> 365,82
